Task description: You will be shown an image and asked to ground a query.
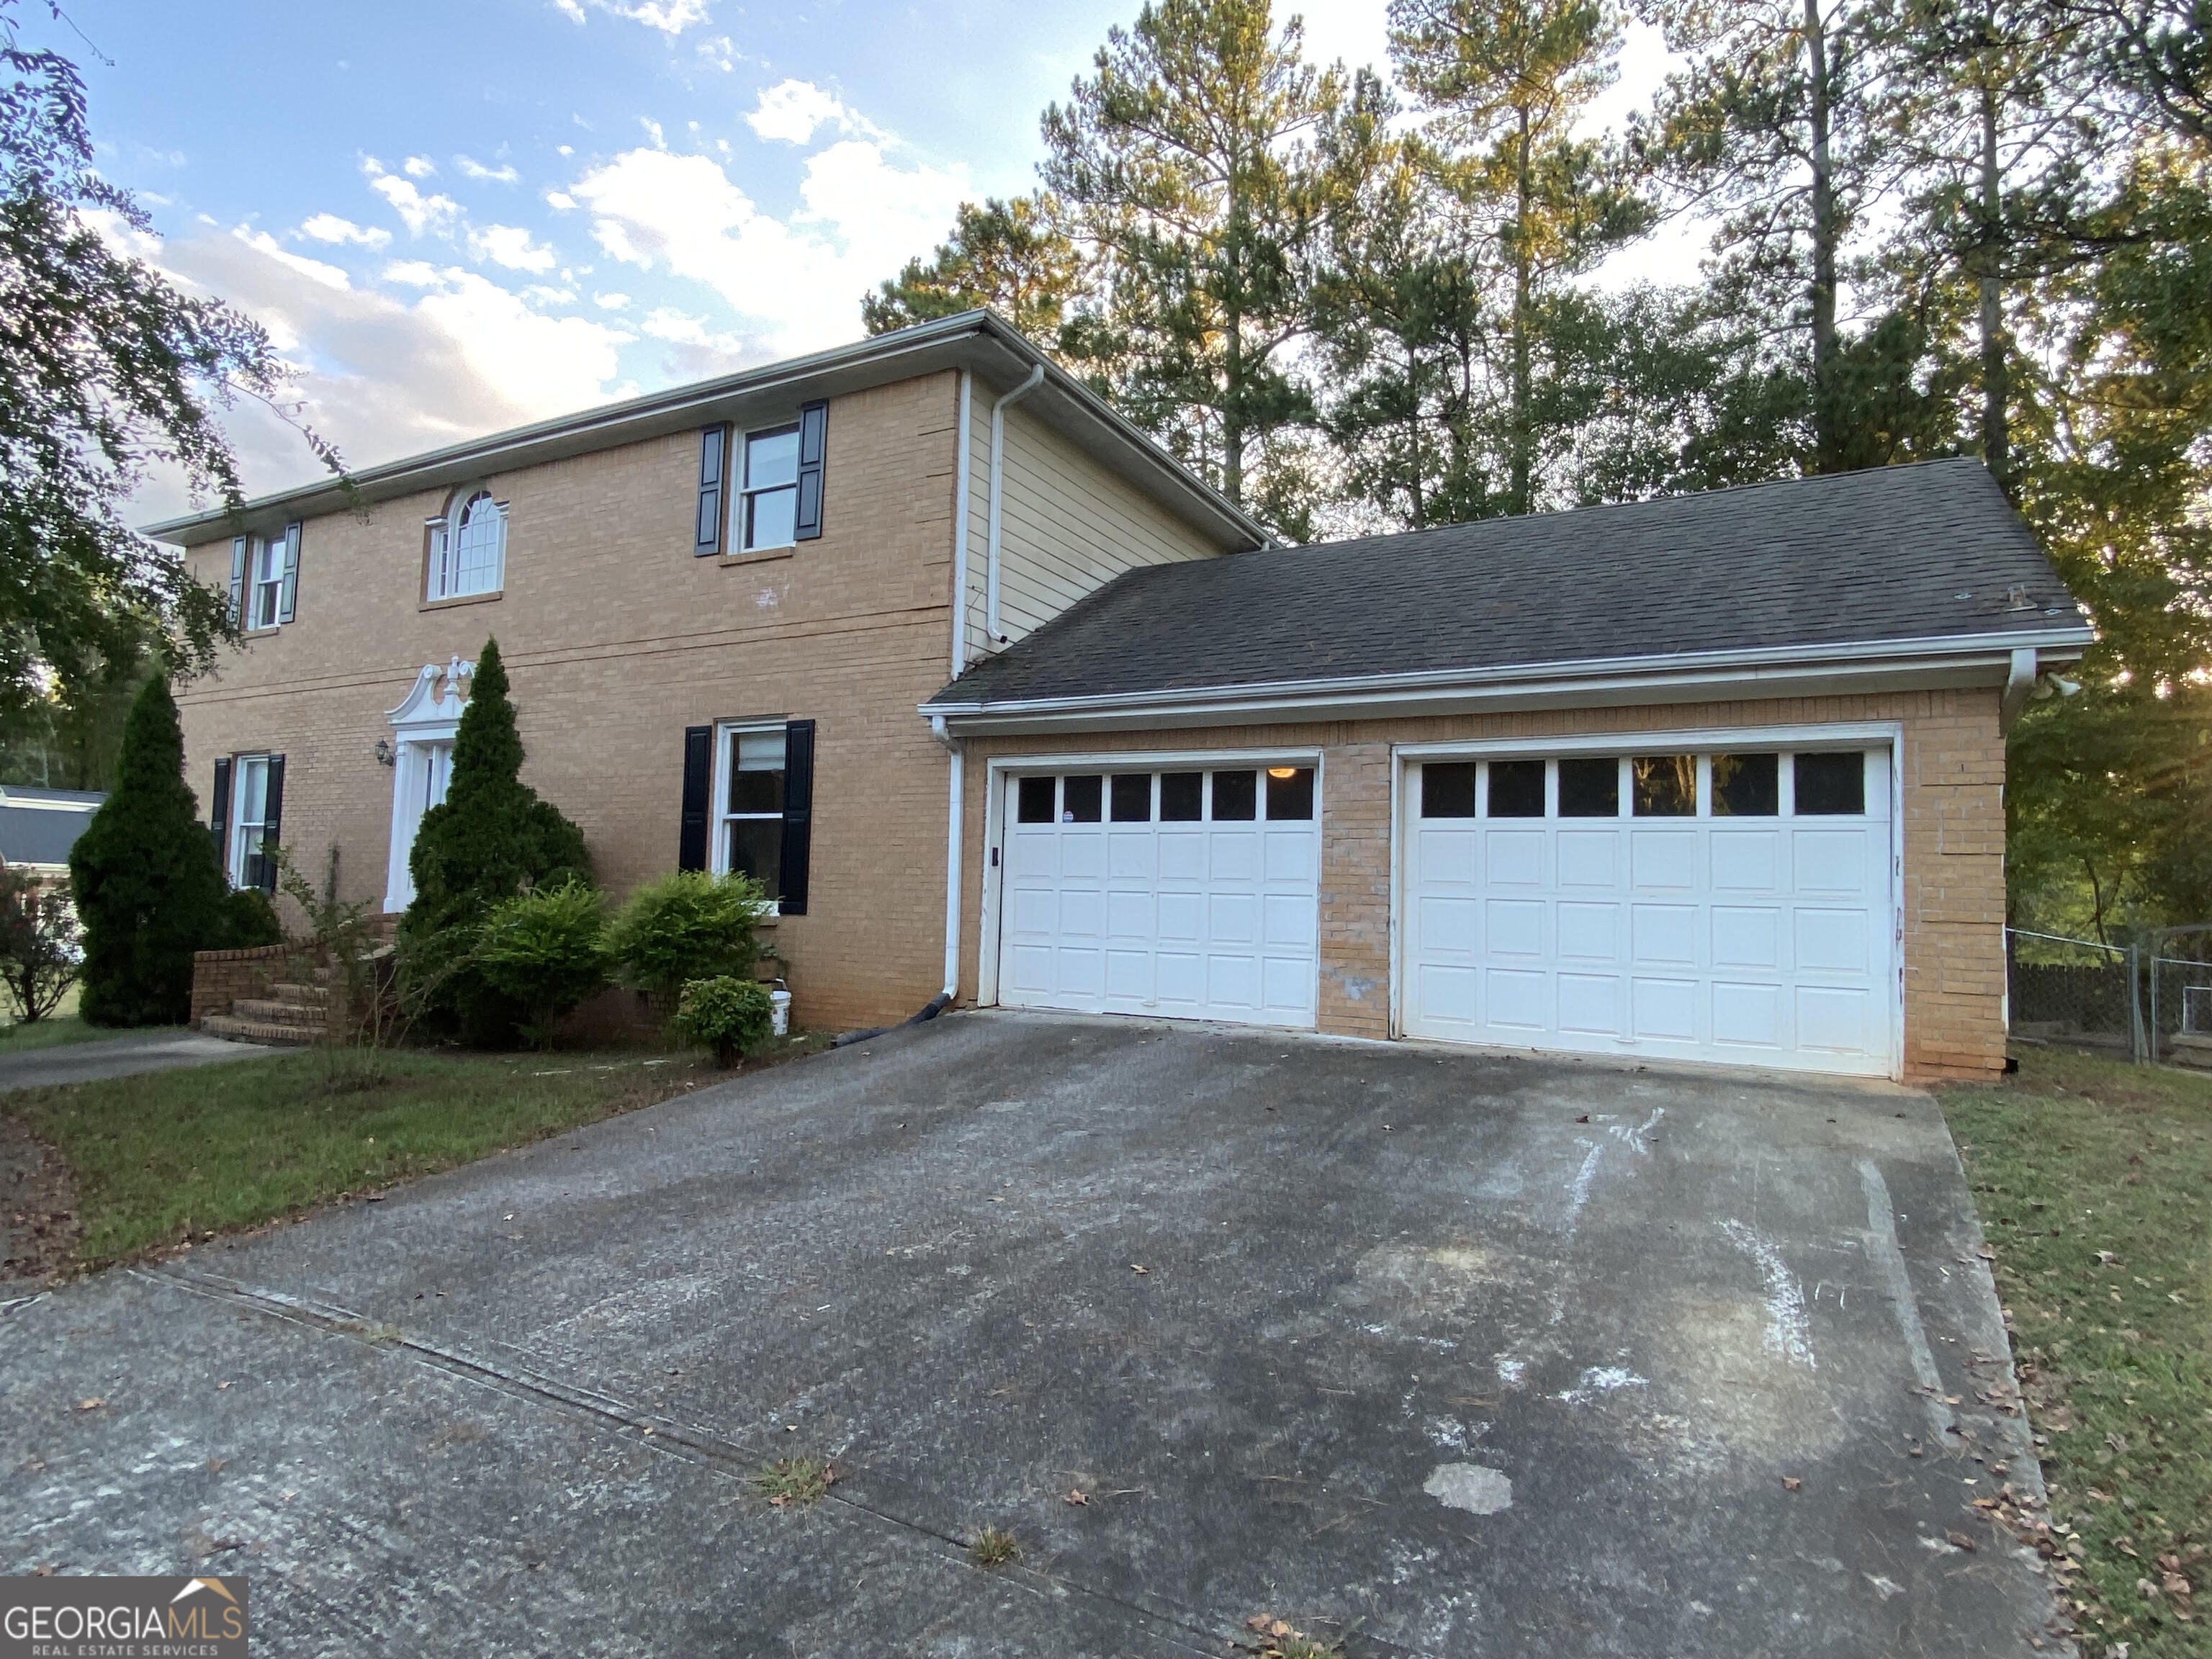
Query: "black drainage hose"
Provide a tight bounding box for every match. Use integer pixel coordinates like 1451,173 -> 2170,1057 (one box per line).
832,990 -> 954,1048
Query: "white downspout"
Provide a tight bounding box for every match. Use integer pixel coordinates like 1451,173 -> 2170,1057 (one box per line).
932,714 -> 961,1001
984,364 -> 1046,648
2000,645 -> 2037,732
949,369 -> 973,676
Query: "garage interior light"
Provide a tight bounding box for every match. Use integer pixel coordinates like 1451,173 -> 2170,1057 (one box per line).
1267,766 -> 1298,778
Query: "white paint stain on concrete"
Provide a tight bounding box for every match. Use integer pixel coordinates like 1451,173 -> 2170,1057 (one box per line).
1719,1218 -> 1816,1369
1611,1107 -> 1665,1154
1425,1415 -> 1491,1452
1496,1357 -> 1527,1388
1557,1364 -> 1649,1403
1424,1462 -> 1513,1515
1565,1138 -> 1604,1221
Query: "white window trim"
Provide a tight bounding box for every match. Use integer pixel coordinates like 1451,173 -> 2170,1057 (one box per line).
710,719 -> 787,914
247,537 -> 284,630
425,488 -> 508,602
738,423 -> 801,554
228,752 -> 273,889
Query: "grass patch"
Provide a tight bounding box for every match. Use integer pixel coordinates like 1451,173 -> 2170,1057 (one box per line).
1941,1048 -> 2212,1653
0,1012 -> 123,1056
750,1456 -> 836,1507
7,1046 -> 752,1270
968,1525 -> 1020,1568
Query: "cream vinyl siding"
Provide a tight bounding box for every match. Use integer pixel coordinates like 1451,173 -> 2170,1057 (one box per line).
958,401 -> 1224,665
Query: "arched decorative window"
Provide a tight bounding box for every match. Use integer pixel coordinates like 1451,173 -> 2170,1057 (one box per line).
426,487 -> 507,601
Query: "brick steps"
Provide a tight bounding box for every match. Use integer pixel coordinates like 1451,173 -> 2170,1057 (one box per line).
204,978 -> 330,1046
201,1013 -> 318,1046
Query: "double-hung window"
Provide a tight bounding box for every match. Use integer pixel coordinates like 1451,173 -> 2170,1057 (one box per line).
225,752 -> 283,894
229,523 -> 300,629
426,489 -> 507,601
739,426 -> 800,552
715,724 -> 787,902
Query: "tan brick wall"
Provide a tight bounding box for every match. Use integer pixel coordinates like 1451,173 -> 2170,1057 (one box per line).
174,373 -> 968,1034
954,688 -> 2009,1083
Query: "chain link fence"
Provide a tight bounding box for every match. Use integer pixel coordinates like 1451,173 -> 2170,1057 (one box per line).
2148,926 -> 2212,1068
2006,928 -> 2144,1061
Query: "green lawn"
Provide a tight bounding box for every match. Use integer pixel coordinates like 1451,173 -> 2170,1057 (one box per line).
0,986 -> 112,1053
9,1034 -> 827,1270
1941,1048 -> 2212,1655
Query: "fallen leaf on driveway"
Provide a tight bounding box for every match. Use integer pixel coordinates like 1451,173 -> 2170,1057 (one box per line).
1946,1531 -> 1978,1552
1130,1264 -> 1148,1274
1975,1245 -> 1995,1260
76,1398 -> 103,1411
1781,1476 -> 1802,1491
1064,1489 -> 1089,1506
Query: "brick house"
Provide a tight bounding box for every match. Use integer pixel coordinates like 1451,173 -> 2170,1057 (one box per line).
148,311 -> 2090,1080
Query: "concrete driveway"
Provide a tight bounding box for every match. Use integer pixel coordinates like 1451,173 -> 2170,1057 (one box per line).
1,1013 -> 2060,1655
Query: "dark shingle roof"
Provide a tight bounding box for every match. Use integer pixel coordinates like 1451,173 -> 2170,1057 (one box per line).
0,788 -> 102,870
928,459 -> 2088,710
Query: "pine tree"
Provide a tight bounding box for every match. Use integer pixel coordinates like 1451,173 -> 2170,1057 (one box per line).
400,638 -> 590,1044
67,674 -> 230,1025
860,195 -> 1084,346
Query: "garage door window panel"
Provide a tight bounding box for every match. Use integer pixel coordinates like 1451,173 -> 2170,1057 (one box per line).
1110,774 -> 1152,821
1063,774 -> 1103,823
1632,756 -> 1696,817
1794,752 -> 1865,815
1018,775 -> 1056,823
1712,753 -> 1779,817
1160,772 -> 1202,822
1210,770 -> 1257,821
1422,762 -> 1478,818
1559,757 -> 1619,817
1486,760 -> 1545,818
1265,765 -> 1314,820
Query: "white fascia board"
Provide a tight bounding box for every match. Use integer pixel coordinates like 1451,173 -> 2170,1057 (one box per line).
923,626 -> 2096,735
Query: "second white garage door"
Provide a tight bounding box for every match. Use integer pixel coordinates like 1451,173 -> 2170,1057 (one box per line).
999,763 -> 1320,1028
1402,745 -> 1899,1076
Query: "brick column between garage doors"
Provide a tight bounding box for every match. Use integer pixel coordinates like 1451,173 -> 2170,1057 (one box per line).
1318,741 -> 1393,1039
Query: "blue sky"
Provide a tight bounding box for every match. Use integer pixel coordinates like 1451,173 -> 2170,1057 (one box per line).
67,0 -> 1682,520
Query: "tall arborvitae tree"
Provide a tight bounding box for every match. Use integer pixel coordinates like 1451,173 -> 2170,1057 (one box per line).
1041,0 -> 1360,531
1389,0 -> 1650,513
401,639 -> 591,1045
66,674 -> 230,1025
860,195 -> 1086,347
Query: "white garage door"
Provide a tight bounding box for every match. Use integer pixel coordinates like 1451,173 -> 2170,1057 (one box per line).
1403,747 -> 1897,1076
999,763 -> 1320,1028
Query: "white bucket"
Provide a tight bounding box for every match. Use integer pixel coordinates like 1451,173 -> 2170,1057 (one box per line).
769,988 -> 791,1038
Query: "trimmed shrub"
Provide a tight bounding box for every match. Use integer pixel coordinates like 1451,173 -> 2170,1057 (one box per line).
220,886 -> 284,950
68,675 -> 230,1025
671,975 -> 773,1066
400,638 -> 591,1046
471,881 -> 610,1048
0,868 -> 81,1022
606,870 -> 770,1002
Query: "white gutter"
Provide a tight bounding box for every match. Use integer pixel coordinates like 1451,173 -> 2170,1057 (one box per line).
949,369 -> 973,677
984,364 -> 1047,647
2000,645 -> 2038,732
930,714 -> 961,1002
923,625 -> 2098,729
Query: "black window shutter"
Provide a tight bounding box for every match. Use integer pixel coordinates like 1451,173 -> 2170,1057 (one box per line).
276,523 -> 302,622
694,426 -> 727,555
210,755 -> 233,860
258,755 -> 285,894
779,719 -> 815,914
678,725 -> 712,871
228,537 -> 246,625
793,400 -> 827,541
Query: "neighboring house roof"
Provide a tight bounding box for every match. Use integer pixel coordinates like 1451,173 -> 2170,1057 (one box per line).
140,311 -> 1270,556
0,786 -> 104,873
925,459 -> 2097,729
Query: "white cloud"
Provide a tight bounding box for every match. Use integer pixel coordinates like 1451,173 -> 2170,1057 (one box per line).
402,155 -> 438,179
456,155 -> 521,184
696,35 -> 737,72
544,189 -> 577,212
237,229 -> 351,292
595,292 -> 631,310
364,159 -> 460,237
549,0 -> 709,35
298,212 -> 391,249
745,79 -> 879,146
524,284 -> 579,306
570,135 -> 968,354
471,222 -> 559,271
